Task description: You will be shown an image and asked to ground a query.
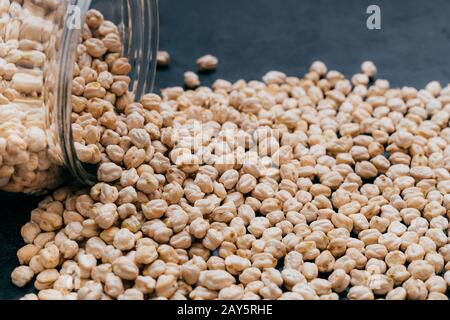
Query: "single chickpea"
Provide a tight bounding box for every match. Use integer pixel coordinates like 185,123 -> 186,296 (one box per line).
347,286 -> 374,300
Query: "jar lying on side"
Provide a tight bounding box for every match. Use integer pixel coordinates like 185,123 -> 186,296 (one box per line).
0,0 -> 159,194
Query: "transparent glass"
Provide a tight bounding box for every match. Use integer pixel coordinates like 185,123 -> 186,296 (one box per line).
0,0 -> 159,194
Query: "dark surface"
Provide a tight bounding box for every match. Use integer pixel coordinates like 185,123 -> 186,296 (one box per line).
1,0 -> 450,299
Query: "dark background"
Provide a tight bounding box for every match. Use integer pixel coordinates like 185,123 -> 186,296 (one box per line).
1,0 -> 450,299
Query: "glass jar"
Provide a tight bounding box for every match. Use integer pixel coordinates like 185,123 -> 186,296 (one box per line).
0,0 -> 159,194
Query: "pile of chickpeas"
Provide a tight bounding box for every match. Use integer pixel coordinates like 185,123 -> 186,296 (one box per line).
0,2 -> 135,193
71,9 -> 135,167
0,0 -> 63,193
10,36 -> 450,299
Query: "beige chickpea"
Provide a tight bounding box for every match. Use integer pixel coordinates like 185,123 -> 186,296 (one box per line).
403,278 -> 428,300
361,61 -> 377,77
444,271 -> 450,287
259,283 -> 283,299
142,220 -> 173,244
346,248 -> 367,269
91,263 -> 112,283
35,269 -> 60,291
94,203 -> 118,229
225,254 -> 251,275
181,263 -> 200,285
261,268 -> 283,287
405,243 -> 426,262
184,71 -> 200,89
424,252 -> 444,273
53,274 -> 75,293
98,162 -> 123,182
21,222 -> 41,244
385,250 -> 406,267
239,267 -> 261,285
157,51 -> 170,67
309,278 -> 332,296
350,269 -> 371,287
281,268 -> 306,289
292,284 -> 319,300
78,281 -> 103,300
207,256 -> 226,270
408,260 -> 435,281
133,275 -> 156,295
17,244 -> 40,265
386,287 -> 407,300
310,61 -> 327,76
117,288 -> 144,300
197,54 -> 218,71
39,244 -> 60,269
425,275 -> 447,293
315,250 -> 335,273
113,228 -> 136,251
202,228 -> 224,250
156,274 -> 178,298
369,274 -> 393,295
11,266 -> 34,288
198,270 -> 236,290
236,174 -> 257,194
38,289 -> 64,300
427,292 -> 449,300
104,273 -> 124,298
365,244 -> 388,260
142,199 -> 168,220
189,218 -> 210,239
112,256 -> 139,280
386,265 -> 411,286
347,286 -> 374,300
279,292 -> 304,300
218,284 -> 244,300
187,286 -> 217,300
34,232 -> 56,248
328,269 -> 350,293
135,245 -> 158,265
333,256 -> 356,274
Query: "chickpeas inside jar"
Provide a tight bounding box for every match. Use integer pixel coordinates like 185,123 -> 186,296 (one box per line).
0,0 -> 158,194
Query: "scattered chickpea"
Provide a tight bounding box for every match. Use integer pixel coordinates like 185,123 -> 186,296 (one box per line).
184,71 -> 200,89
196,54 -> 218,71
157,51 -> 171,68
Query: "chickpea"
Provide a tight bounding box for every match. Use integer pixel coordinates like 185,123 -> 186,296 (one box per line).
198,270 -> 236,290
369,274 -> 393,295
408,260 -> 435,281
156,274 -> 178,298
328,269 -> 350,293
112,256 -> 139,280
113,228 -> 136,251
315,250 -> 335,273
225,255 -> 251,275
11,266 -> 34,287
403,278 -> 428,300
386,287 -> 407,300
425,275 -> 447,294
39,244 -> 60,269
347,286 -> 374,300
17,244 -> 40,265
259,283 -> 283,299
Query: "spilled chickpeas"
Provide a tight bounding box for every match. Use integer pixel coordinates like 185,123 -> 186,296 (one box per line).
9,31 -> 450,300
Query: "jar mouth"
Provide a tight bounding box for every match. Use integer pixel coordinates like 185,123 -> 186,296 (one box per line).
56,0 -> 159,187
